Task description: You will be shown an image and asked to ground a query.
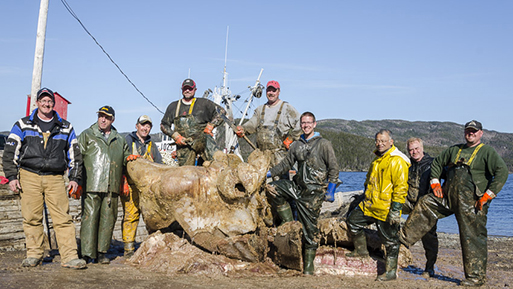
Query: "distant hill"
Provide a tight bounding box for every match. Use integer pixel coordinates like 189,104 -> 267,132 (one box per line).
316,119 -> 513,173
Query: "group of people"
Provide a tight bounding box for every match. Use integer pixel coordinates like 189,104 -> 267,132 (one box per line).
2,81 -> 509,287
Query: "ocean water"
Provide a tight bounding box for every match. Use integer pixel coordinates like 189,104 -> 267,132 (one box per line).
337,171 -> 513,237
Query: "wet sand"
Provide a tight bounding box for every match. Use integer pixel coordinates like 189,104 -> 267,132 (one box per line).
0,233 -> 512,289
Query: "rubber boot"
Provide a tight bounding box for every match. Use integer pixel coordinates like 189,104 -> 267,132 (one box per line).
124,242 -> 135,258
346,233 -> 369,258
276,203 -> 293,225
376,255 -> 398,281
303,249 -> 316,275
98,252 -> 110,265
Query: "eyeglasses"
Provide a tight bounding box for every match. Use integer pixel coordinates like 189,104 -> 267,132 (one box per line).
300,121 -> 314,125
375,139 -> 390,144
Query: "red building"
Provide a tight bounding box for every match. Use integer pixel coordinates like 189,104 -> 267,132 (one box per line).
26,91 -> 71,119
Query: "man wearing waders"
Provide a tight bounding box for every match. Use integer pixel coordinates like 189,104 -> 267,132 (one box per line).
346,129 -> 410,281
121,115 -> 162,257
79,106 -> 130,264
399,120 -> 508,287
235,80 -> 301,171
160,79 -> 225,166
403,137 -> 438,278
265,112 -> 340,275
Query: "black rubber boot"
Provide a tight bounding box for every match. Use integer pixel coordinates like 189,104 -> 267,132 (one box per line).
346,233 -> 369,258
124,242 -> 135,258
98,252 -> 110,265
376,255 -> 398,281
303,249 -> 316,275
276,203 -> 294,225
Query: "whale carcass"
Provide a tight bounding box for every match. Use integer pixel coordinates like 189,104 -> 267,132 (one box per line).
126,150 -> 273,262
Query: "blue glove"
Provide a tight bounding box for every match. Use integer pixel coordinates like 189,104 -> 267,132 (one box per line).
325,182 -> 336,202
266,171 -> 272,178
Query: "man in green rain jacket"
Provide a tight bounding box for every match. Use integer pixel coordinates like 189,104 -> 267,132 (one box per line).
400,120 -> 508,287
78,105 -> 130,264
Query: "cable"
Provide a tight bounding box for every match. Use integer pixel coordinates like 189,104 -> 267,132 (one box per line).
60,0 -> 164,114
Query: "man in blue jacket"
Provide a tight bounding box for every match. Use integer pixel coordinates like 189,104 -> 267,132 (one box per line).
2,88 -> 86,269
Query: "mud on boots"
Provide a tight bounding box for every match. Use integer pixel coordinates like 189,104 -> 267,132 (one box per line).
346,232 -> 369,258
276,202 -> 294,225
375,244 -> 400,281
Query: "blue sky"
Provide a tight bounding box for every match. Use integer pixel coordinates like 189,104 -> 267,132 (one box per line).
1,0 -> 512,135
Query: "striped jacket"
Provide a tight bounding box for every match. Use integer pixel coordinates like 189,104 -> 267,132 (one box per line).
2,109 -> 82,183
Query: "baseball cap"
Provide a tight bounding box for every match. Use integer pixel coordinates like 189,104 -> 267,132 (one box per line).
465,120 -> 482,131
97,105 -> 115,117
181,78 -> 196,89
37,87 -> 55,102
266,80 -> 280,89
137,115 -> 152,126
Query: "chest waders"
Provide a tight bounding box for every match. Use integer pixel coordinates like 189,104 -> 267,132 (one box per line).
257,102 -> 287,167
401,144 -> 487,282
174,99 -> 217,166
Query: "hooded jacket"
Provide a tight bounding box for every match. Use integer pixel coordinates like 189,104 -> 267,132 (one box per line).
125,131 -> 163,164
360,145 -> 410,221
78,122 -> 129,193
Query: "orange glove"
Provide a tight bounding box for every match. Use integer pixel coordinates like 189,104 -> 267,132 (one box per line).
204,123 -> 214,136
283,136 -> 293,150
235,126 -> 245,138
172,132 -> 188,146
121,175 -> 130,197
171,151 -> 177,159
127,154 -> 140,161
476,191 -> 494,211
431,181 -> 443,198
69,185 -> 83,200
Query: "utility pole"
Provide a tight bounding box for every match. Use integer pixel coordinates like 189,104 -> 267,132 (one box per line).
30,0 -> 50,113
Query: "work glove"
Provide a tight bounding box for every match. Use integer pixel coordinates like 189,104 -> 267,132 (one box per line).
235,126 -> 245,138
121,175 -> 130,197
0,176 -> 8,185
69,185 -> 83,200
430,179 -> 443,198
127,154 -> 140,161
386,202 -> 403,226
283,136 -> 293,150
266,171 -> 272,178
265,184 -> 279,197
325,182 -> 337,202
476,190 -> 495,211
204,123 -> 214,137
172,132 -> 188,146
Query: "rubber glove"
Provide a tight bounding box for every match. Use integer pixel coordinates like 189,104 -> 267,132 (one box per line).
0,176 -> 8,185
127,155 -> 140,161
476,190 -> 495,211
325,182 -> 336,202
121,175 -> 130,197
204,123 -> 214,136
172,132 -> 188,146
283,137 -> 293,150
235,126 -> 245,138
386,202 -> 403,226
69,185 -> 83,200
266,171 -> 272,178
430,179 -> 443,198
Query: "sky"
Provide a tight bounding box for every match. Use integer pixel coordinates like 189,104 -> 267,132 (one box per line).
1,0 -> 512,135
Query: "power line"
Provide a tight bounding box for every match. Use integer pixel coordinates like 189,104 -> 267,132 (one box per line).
60,0 -> 164,114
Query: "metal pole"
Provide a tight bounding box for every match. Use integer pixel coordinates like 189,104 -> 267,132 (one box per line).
30,0 -> 49,114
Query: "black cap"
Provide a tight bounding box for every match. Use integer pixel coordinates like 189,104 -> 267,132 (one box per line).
37,87 -> 55,102
181,78 -> 196,89
465,120 -> 482,131
97,105 -> 115,117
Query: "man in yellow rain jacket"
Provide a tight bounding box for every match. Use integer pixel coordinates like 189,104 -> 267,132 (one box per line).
121,115 -> 162,257
346,129 -> 410,281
